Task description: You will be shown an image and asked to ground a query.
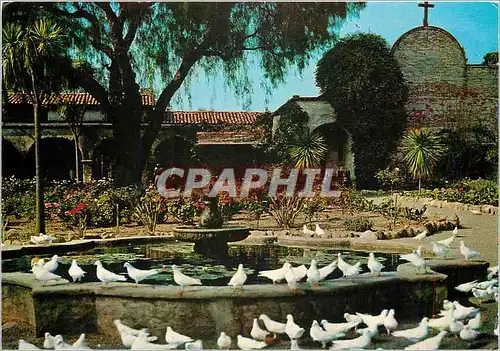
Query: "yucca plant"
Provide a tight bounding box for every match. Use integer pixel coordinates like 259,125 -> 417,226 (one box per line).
289,130 -> 328,168
267,196 -> 305,229
403,128 -> 445,192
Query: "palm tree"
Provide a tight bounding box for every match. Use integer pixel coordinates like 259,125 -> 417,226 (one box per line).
3,20 -> 64,234
403,128 -> 445,192
289,130 -> 328,168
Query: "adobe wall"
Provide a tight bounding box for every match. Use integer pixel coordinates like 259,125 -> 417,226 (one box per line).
392,26 -> 498,130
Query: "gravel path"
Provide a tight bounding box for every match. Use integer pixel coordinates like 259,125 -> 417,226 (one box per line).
387,196 -> 498,265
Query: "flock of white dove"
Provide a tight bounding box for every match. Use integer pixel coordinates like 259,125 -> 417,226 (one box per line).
23,225 -> 497,350
18,278 -> 498,351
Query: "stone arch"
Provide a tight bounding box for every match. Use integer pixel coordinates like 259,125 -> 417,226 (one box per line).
153,135 -> 194,169
2,139 -> 25,178
25,137 -> 81,181
313,123 -> 355,180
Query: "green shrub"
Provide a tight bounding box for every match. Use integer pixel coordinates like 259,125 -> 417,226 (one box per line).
405,179 -> 497,206
343,216 -> 373,231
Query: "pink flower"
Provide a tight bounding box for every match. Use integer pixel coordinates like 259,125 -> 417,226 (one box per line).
45,202 -> 52,208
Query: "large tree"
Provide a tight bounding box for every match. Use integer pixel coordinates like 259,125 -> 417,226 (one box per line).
316,33 -> 408,188
4,2 -> 365,185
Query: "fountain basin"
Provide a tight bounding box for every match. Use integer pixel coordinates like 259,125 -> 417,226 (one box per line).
173,226 -> 250,243
2,270 -> 447,341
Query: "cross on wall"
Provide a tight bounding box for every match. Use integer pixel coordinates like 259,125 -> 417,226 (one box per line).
418,1 -> 434,27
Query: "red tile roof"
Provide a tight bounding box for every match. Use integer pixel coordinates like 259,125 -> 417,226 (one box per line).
165,111 -> 262,125
6,92 -> 155,106
5,92 -> 264,125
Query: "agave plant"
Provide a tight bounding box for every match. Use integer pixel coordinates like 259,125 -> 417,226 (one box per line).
289,130 -> 328,168
403,128 -> 445,191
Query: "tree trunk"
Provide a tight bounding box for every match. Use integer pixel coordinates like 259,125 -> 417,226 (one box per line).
34,104 -> 46,234
418,177 -> 421,192
74,135 -> 80,183
141,55 -> 201,178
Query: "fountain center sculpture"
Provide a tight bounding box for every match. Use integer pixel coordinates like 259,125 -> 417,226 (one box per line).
173,197 -> 250,254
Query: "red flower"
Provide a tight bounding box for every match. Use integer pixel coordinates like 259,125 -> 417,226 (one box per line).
459,187 -> 463,192
45,202 -> 52,209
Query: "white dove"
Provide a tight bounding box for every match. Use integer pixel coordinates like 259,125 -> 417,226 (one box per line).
432,242 -> 450,257
413,231 -> 427,241
476,279 -> 497,289
250,318 -> 270,341
113,319 -> 152,337
217,332 -> 232,349
292,265 -> 307,281
343,313 -> 363,328
437,235 -> 455,247
404,330 -> 447,350
131,330 -> 177,350
44,255 -> 59,272
228,264 -> 247,289
320,320 -> 356,335
472,287 -> 492,299
165,326 -> 194,345
309,320 -> 345,348
399,249 -> 426,272
329,329 -> 372,350
94,260 -> 127,285
460,241 -> 480,260
258,262 -> 291,284
336,253 -> 350,276
466,312 -> 482,329
428,309 -> 453,330
459,325 -> 480,341
19,340 -> 40,350
285,314 -> 305,340
68,260 -> 86,282
392,317 -> 429,342
185,340 -> 203,350
284,266 -> 300,292
455,280 -> 478,293
315,224 -> 325,237
32,264 -> 63,283
344,262 -> 361,278
449,319 -> 464,335
72,334 -> 91,349
172,264 -> 202,294
236,335 -> 267,350
124,262 -> 161,285
303,225 -> 316,237
383,309 -> 398,335
44,333 -> 59,349
356,310 -> 389,327
306,259 -> 321,287
453,226 -> 459,236
319,260 -> 337,280
452,301 -> 479,320
259,314 -> 286,338
114,322 -> 157,347
54,335 -> 71,350
367,252 -> 384,276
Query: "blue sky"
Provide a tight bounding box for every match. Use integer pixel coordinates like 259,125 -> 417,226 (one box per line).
171,2 -> 498,112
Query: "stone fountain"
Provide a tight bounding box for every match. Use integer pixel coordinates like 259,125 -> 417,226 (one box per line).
173,197 -> 250,254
